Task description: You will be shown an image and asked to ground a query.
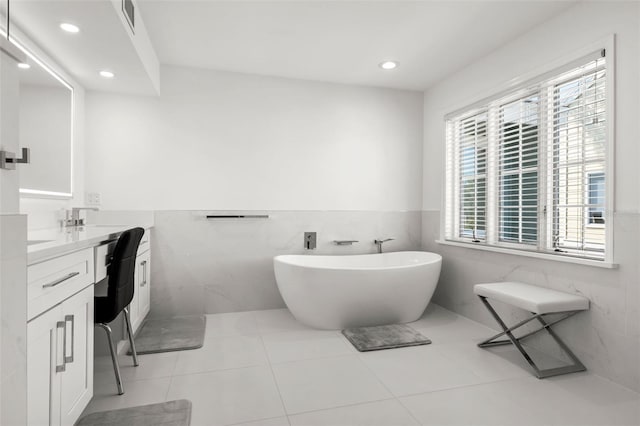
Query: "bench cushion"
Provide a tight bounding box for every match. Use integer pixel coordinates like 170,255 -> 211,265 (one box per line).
474,282 -> 589,314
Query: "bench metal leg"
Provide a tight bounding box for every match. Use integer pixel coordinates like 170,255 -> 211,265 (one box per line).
478,311 -> 543,347
534,315 -> 586,378
477,296 -> 586,379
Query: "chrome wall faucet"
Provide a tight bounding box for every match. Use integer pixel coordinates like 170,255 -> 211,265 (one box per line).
67,207 -> 99,227
374,238 -> 395,253
304,232 -> 317,250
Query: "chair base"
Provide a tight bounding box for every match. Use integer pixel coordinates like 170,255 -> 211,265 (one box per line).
96,307 -> 139,395
123,307 -> 139,367
477,296 -> 586,379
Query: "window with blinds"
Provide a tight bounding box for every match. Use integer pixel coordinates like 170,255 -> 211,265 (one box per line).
498,95 -> 539,245
458,112 -> 487,242
444,50 -> 609,261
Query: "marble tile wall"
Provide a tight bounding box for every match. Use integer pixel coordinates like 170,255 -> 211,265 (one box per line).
0,215 -> 27,425
421,210 -> 640,392
141,208 -> 640,392
150,210 -> 422,319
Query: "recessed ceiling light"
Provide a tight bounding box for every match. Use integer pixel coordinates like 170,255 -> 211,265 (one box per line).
60,23 -> 80,33
99,70 -> 115,78
379,61 -> 398,70
17,63 -> 30,69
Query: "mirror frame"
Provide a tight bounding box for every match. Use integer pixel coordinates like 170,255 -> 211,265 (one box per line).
10,35 -> 74,199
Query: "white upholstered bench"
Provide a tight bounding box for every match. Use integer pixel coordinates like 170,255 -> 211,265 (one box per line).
474,281 -> 589,379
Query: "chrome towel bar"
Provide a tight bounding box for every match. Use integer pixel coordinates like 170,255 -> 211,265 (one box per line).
333,240 -> 359,245
206,215 -> 269,219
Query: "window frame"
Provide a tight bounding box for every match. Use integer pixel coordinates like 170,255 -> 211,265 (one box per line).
439,36 -> 615,267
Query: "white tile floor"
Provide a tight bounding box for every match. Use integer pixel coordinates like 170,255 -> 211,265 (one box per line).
84,305 -> 640,426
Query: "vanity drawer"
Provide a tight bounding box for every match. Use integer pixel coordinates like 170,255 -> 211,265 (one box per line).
28,248 -> 94,321
137,229 -> 150,256
94,241 -> 117,283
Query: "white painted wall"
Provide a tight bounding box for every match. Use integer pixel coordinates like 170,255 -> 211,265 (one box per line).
85,65 -> 423,211
421,1 -> 640,391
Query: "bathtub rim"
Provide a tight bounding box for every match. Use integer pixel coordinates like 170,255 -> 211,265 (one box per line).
273,250 -> 442,271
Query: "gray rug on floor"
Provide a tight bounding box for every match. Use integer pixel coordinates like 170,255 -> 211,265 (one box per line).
76,399 -> 192,426
342,324 -> 431,352
128,316 -> 206,355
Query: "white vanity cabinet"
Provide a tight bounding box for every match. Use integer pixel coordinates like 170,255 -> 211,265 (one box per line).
27,282 -> 93,426
26,224 -> 153,425
27,248 -> 95,426
129,230 -> 151,334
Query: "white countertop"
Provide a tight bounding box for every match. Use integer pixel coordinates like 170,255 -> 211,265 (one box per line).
27,225 -> 151,265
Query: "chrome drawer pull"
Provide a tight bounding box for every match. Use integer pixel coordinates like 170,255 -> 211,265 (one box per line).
64,315 -> 74,364
42,271 -> 80,289
56,321 -> 66,372
140,260 -> 147,287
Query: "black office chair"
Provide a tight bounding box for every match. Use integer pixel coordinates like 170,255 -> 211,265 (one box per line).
95,227 -> 145,395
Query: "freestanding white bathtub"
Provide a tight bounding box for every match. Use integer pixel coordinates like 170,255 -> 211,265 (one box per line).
273,251 -> 442,330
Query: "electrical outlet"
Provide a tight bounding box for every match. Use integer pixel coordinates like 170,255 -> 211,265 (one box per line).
87,192 -> 101,206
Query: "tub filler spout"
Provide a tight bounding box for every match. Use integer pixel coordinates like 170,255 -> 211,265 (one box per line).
374,238 -> 395,253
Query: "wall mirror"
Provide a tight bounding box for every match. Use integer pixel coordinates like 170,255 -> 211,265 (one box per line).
15,40 -> 73,198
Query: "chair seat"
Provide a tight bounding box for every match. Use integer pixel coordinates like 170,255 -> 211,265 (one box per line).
474,282 -> 589,314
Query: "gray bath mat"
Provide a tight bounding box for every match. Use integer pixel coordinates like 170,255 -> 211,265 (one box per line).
76,399 -> 192,426
128,316 -> 206,355
342,324 -> 431,352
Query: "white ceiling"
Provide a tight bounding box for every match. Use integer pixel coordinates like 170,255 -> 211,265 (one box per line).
138,0 -> 577,91
9,1 -> 578,94
11,0 -> 158,95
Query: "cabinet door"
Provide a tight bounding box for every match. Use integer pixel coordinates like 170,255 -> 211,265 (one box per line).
129,258 -> 141,333
27,305 -> 63,426
129,250 -> 150,334
137,250 -> 151,322
59,286 -> 94,426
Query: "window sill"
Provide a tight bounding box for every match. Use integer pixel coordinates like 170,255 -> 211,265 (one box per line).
435,239 -> 618,269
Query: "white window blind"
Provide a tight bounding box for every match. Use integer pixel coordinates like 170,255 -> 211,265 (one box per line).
498,94 -> 539,245
456,112 -> 487,242
548,57 -> 607,258
444,50 -> 609,261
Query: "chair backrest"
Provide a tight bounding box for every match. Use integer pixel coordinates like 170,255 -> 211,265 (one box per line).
102,227 -> 145,323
